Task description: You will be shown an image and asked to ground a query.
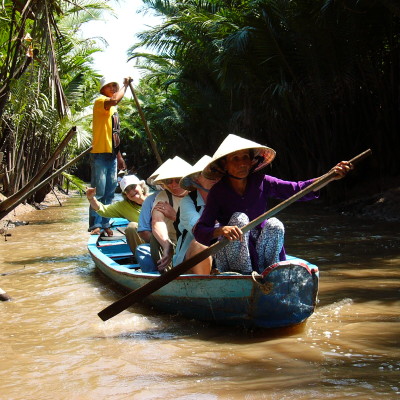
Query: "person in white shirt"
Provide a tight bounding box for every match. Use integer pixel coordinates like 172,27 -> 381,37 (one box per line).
173,155 -> 219,274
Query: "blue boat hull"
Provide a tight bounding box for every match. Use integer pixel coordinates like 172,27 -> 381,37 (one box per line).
88,219 -> 319,328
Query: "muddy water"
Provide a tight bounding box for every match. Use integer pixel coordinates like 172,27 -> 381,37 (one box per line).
0,196 -> 399,400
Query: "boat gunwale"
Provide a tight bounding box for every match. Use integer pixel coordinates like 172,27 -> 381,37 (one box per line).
88,241 -> 259,281
88,219 -> 319,328
88,226 -> 319,282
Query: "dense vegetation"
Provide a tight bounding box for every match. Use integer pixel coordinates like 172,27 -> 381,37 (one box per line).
0,0 -> 106,202
124,0 -> 400,200
0,0 -> 399,209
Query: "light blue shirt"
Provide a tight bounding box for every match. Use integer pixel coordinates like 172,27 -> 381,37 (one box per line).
173,191 -> 205,266
137,191 -> 159,232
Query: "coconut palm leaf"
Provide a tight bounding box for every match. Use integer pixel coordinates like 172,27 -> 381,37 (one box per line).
61,171 -> 86,194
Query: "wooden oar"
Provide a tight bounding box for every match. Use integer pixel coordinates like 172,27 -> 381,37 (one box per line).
98,149 -> 372,321
129,82 -> 163,166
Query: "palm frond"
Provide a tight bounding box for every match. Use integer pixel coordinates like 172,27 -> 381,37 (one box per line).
61,171 -> 86,194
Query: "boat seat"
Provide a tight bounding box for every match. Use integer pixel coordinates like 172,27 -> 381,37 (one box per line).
99,234 -> 126,241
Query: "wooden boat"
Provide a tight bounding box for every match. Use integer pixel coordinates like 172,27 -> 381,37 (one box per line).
88,218 -> 319,329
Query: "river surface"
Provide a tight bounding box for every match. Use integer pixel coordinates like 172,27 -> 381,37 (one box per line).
0,195 -> 399,400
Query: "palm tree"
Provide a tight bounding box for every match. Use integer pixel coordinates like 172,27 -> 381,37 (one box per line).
130,0 -> 400,193
0,0 -> 111,197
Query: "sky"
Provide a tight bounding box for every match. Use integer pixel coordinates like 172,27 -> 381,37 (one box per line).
79,0 -> 162,84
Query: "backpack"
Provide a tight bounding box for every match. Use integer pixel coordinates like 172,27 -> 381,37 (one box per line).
175,190 -> 201,245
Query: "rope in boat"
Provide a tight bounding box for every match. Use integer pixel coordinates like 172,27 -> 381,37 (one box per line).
251,271 -> 273,294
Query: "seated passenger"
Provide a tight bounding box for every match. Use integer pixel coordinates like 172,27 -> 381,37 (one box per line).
133,160 -> 168,271
134,191 -> 159,271
193,134 -> 353,274
135,156 -> 192,273
173,155 -> 218,274
134,158 -> 176,270
86,174 -> 148,253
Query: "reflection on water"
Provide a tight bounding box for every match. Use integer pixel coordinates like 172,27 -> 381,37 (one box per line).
0,196 -> 399,400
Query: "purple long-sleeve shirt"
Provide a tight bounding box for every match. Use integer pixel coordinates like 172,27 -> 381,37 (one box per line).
193,172 -> 318,264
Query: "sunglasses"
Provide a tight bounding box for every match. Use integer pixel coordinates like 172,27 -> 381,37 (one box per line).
164,178 -> 180,185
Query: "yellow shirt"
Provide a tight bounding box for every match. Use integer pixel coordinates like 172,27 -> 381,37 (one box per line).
91,96 -> 117,153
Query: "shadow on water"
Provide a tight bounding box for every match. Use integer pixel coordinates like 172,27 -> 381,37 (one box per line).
21,218 -> 70,225
92,313 -> 308,344
1,265 -> 83,276
6,254 -> 91,266
92,269 -> 309,344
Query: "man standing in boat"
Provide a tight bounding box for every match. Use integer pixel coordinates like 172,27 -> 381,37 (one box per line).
88,76 -> 130,236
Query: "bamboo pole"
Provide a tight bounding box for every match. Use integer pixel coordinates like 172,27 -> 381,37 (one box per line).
128,82 -> 163,166
0,146 -> 92,220
0,126 -> 77,212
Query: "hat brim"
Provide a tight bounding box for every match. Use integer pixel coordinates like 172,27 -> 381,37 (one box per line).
179,155 -> 212,191
100,82 -> 120,94
121,180 -> 145,192
179,172 -> 201,191
147,158 -> 172,185
202,146 -> 276,180
152,157 -> 192,185
119,175 -> 144,192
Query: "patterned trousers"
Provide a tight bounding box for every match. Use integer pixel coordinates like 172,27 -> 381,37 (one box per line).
215,213 -> 285,275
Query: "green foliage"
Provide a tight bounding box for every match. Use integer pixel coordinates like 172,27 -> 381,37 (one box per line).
125,0 -> 399,194
0,0 -> 112,197
61,171 -> 86,194
2,0 -> 399,202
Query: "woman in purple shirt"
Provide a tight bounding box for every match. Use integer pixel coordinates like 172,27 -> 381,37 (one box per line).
193,134 -> 352,274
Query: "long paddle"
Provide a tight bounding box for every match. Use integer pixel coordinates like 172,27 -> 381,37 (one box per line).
129,82 -> 163,166
98,149 -> 372,321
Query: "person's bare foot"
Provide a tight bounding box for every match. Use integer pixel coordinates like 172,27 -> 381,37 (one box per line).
104,227 -> 113,237
90,227 -> 101,235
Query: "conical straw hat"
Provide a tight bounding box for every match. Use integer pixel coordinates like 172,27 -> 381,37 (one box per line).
152,156 -> 192,185
147,158 -> 172,185
202,134 -> 276,180
180,155 -> 212,191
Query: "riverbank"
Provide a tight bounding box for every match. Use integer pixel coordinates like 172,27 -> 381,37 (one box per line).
0,187 -> 72,233
1,184 -> 399,232
329,185 -> 400,223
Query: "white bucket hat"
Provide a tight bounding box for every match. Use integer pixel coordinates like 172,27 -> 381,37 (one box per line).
119,175 -> 143,192
152,156 -> 192,185
180,155 -> 212,191
99,76 -> 120,94
202,134 -> 276,180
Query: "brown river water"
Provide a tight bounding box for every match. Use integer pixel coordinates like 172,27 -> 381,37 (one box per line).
0,195 -> 399,400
